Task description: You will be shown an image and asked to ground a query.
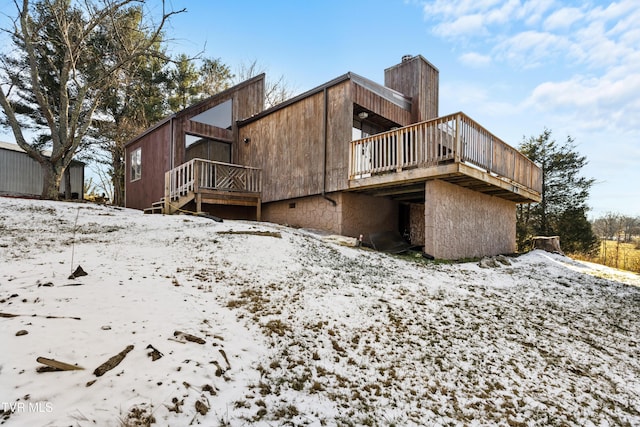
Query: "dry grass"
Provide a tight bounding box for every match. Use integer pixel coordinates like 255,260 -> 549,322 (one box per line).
573,240 -> 640,273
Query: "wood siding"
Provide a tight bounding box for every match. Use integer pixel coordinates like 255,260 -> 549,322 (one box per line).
125,121 -> 171,210
125,75 -> 265,210
353,82 -> 412,127
237,90 -> 326,202
384,55 -> 439,122
237,78 -> 414,203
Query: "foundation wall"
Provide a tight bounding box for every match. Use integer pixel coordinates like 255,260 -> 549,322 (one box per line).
409,203 -> 426,246
340,193 -> 399,243
261,194 -> 343,234
424,180 -> 516,259
262,192 -> 399,243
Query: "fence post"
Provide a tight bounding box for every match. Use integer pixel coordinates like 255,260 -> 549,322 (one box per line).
193,160 -> 200,193
396,129 -> 403,172
164,171 -> 171,213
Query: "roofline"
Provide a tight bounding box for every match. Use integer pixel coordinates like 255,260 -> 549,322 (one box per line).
237,73 -> 353,126
383,54 -> 440,74
0,141 -> 85,165
237,71 -> 412,127
125,73 -> 266,147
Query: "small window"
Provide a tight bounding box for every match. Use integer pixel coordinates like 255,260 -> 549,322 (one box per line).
130,148 -> 141,181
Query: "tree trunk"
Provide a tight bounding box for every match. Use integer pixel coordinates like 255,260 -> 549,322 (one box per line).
112,145 -> 125,206
41,162 -> 63,200
64,167 -> 72,200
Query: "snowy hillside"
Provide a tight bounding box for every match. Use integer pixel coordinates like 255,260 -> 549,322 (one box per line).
1,197 -> 639,426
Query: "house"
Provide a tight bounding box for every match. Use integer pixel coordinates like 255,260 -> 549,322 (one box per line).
0,141 -> 84,199
125,55 -> 542,259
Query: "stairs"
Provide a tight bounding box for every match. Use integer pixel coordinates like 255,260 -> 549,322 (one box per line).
143,192 -> 196,215
143,200 -> 166,215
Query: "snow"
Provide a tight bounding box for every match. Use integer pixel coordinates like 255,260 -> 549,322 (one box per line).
1,197 -> 639,426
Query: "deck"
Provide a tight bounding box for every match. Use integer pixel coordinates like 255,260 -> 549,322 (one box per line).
160,159 -> 261,217
348,112 -> 542,203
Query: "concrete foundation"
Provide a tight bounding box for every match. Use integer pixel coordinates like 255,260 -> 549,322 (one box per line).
262,192 -> 398,244
424,180 -> 516,259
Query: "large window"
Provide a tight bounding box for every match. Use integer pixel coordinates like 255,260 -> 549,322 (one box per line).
190,99 -> 233,129
185,135 -> 231,163
130,148 -> 141,181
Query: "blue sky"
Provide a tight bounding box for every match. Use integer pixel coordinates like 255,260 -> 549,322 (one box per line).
1,0 -> 638,217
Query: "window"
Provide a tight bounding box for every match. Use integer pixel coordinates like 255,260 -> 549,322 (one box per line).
190,99 -> 233,129
130,148 -> 141,181
185,135 -> 231,163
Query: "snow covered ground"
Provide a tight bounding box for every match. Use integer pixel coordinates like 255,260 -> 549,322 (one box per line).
1,197 -> 639,426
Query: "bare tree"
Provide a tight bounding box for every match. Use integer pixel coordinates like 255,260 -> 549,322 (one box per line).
235,60 -> 296,108
0,0 -> 183,200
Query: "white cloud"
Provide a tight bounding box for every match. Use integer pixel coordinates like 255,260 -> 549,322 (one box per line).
459,52 -> 492,67
543,7 -> 584,31
494,30 -> 570,68
519,0 -> 556,25
423,0 -> 504,18
526,70 -> 640,132
432,14 -> 487,38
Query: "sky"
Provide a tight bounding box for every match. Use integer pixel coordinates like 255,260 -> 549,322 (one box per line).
0,0 -> 638,217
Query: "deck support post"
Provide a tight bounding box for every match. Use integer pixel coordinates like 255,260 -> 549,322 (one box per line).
164,171 -> 171,214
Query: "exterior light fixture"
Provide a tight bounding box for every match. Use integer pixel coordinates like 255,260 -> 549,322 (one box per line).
243,137 -> 251,144
358,111 -> 368,120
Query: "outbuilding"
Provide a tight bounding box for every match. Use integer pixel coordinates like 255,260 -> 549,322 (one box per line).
0,141 -> 84,199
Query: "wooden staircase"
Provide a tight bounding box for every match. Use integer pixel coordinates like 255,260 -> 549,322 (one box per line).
143,192 -> 197,215
143,200 -> 165,215
144,159 -> 262,219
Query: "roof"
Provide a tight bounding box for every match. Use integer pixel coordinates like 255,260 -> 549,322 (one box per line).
237,72 -> 412,126
125,74 -> 267,147
0,141 -> 85,165
0,141 -> 27,153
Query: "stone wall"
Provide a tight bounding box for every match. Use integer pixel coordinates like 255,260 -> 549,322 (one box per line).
424,180 -> 516,259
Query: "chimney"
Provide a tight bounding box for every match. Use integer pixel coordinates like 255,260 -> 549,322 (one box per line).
384,55 -> 439,123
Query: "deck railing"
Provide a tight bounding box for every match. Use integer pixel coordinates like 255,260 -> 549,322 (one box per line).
349,112 -> 542,193
165,158 -> 261,201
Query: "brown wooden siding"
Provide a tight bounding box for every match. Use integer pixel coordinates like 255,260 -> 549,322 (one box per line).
125,121 -> 171,210
325,82 -> 353,193
384,55 -> 439,122
237,90 -> 325,202
353,82 -> 412,127
237,80 -> 354,203
236,77 -> 417,203
125,75 -> 265,210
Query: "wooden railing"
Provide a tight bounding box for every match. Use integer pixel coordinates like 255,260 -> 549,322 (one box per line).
349,112 -> 542,193
165,158 -> 261,201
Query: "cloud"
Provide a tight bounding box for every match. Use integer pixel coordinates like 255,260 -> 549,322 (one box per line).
526,70 -> 640,132
423,0 -> 555,38
543,7 -> 584,31
432,14 -> 487,38
458,52 -> 492,68
494,30 -> 570,68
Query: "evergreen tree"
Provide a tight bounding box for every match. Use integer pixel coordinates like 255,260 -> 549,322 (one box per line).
0,0 -> 182,200
517,129 -> 598,253
168,54 -> 201,112
167,55 -> 235,113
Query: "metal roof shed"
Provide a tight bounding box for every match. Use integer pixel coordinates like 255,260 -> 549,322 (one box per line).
0,141 -> 85,199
